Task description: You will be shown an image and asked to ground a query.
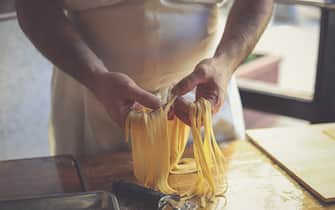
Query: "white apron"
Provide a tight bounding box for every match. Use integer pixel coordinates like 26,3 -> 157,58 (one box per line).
49,0 -> 245,156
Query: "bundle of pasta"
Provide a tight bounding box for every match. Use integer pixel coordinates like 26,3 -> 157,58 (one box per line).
125,97 -> 226,203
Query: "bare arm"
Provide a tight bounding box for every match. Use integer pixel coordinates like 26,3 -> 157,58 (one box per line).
172,0 -> 274,124
16,0 -> 100,88
16,0 -> 160,127
214,0 -> 274,73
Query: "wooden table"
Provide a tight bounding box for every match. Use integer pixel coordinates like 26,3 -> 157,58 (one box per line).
0,140 -> 334,209
78,140 -> 335,210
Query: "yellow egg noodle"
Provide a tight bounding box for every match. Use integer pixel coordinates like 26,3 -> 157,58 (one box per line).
125,97 -> 227,204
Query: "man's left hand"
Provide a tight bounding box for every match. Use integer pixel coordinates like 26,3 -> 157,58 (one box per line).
170,58 -> 231,125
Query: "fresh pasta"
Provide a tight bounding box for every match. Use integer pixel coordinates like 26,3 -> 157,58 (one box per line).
125,97 -> 226,204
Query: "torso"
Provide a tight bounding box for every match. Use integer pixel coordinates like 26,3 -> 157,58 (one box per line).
64,0 -> 225,91
49,0 -> 245,156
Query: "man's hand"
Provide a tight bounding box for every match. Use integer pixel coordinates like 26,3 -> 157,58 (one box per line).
170,0 -> 273,125
16,0 -> 162,129
91,71 -> 161,128
171,58 -> 231,125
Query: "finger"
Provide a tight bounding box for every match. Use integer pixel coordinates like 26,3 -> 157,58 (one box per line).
168,108 -> 175,120
205,95 -> 221,114
197,90 -> 223,114
167,104 -> 176,120
174,97 -> 191,125
172,66 -> 212,96
131,102 -> 144,111
128,84 -> 161,110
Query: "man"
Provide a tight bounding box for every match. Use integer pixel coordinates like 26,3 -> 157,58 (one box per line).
16,0 -> 273,156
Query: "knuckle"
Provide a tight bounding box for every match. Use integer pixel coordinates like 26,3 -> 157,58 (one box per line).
124,81 -> 136,93
125,80 -> 135,88
195,65 -> 211,79
196,66 -> 208,76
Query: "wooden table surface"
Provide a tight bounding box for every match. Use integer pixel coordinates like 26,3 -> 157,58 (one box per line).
78,140 -> 335,210
0,140 -> 334,209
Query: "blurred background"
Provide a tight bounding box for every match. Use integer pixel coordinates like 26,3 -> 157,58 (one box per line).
0,1 -> 322,160
237,3 -> 320,129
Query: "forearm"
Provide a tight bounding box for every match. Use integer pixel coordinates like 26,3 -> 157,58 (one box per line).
214,0 -> 274,74
16,0 -> 104,89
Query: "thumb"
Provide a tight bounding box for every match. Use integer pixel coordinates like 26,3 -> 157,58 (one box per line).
174,97 -> 192,125
129,84 -> 161,110
172,68 -> 210,96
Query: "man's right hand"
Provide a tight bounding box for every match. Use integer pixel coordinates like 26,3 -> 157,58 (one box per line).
90,71 -> 161,128
16,0 -> 161,128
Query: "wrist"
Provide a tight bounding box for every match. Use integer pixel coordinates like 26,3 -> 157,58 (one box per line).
210,55 -> 235,81
82,60 -> 108,92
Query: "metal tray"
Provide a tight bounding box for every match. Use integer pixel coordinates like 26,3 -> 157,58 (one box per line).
0,191 -> 120,210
